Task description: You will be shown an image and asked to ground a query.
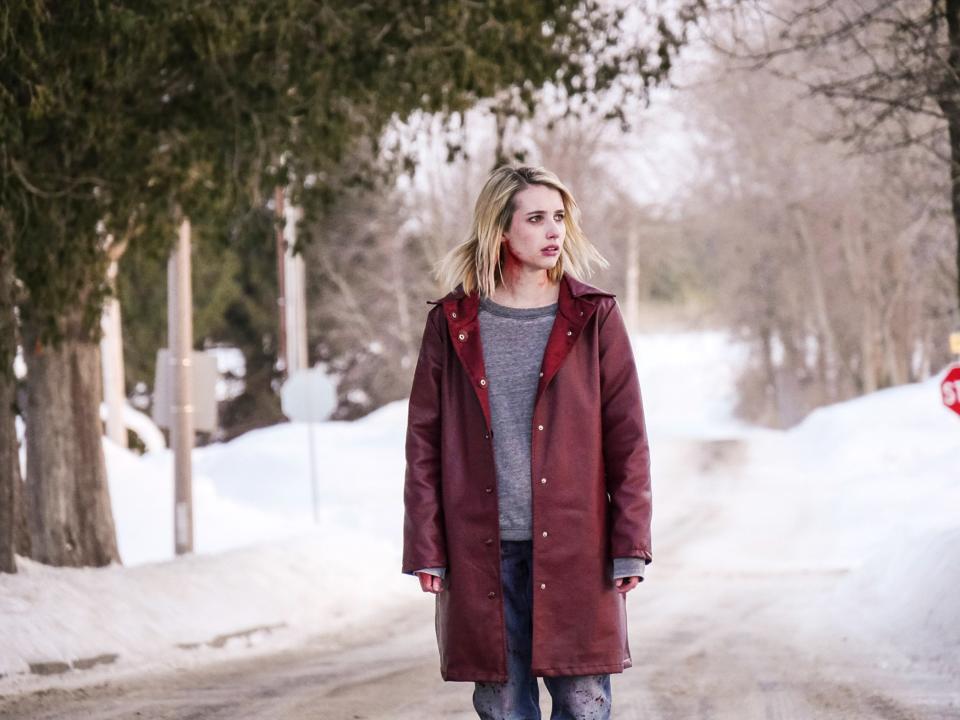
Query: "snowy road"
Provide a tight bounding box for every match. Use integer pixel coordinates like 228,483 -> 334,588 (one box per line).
1,567 -> 956,718
2,455 -> 957,719
2,333 -> 957,718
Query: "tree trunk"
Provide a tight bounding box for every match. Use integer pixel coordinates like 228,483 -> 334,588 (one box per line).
938,0 -> 960,316
0,369 -> 27,574
0,256 -> 27,573
21,309 -> 120,568
878,275 -> 908,387
838,203 -> 878,393
776,326 -> 806,428
758,325 -> 779,423
792,207 -> 839,402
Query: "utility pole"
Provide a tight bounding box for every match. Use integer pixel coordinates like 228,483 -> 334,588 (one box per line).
168,214 -> 194,555
274,186 -> 288,379
283,196 -> 308,375
276,185 -> 309,376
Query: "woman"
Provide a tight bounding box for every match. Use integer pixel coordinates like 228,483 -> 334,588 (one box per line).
402,164 -> 652,720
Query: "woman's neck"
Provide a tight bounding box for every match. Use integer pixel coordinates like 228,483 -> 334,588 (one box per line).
490,273 -> 560,309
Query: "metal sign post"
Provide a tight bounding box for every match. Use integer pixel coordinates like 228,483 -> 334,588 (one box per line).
280,366 -> 338,523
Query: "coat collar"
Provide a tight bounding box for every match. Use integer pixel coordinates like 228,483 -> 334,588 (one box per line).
426,271 -> 614,322
426,271 -> 615,432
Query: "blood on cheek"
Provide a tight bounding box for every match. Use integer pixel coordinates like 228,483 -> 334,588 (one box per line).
502,240 -> 523,262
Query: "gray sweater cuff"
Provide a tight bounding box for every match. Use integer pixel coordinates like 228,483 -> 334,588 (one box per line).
612,557 -> 646,581
411,567 -> 446,579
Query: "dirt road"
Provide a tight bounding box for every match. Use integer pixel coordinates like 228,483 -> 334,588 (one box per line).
2,438 -> 957,719
1,561 -> 957,719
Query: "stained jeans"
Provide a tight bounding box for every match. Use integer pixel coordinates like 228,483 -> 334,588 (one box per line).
472,540 -> 612,720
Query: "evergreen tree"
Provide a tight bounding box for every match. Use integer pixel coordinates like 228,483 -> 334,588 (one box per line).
1,0 -> 700,570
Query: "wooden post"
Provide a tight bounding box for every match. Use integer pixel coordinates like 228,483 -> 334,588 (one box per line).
275,186 -> 288,378
168,214 -> 194,555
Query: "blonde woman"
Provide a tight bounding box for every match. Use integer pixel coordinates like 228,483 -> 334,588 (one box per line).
403,164 -> 652,719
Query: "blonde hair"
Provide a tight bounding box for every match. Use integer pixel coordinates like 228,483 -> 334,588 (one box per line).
433,164 -> 609,298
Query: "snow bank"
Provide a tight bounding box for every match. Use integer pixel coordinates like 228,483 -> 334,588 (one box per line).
1,332 -> 957,695
0,522 -> 411,689
1,402 -> 414,693
836,526 -> 960,665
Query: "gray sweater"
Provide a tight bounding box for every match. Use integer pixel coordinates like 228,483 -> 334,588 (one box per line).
413,295 -> 645,582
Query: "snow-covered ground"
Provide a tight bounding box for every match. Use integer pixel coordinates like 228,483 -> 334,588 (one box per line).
1,329 -> 958,696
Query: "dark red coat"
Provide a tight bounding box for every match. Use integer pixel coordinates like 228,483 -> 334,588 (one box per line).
402,271 -> 652,682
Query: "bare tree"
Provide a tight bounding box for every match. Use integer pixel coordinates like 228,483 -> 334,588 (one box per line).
678,54 -> 954,425
696,0 -> 960,317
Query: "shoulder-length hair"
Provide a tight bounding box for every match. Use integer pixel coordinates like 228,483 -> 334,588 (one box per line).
433,164 -> 609,298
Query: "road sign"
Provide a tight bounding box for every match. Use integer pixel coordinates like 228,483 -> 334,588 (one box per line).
942,364 -> 960,418
152,349 -> 219,433
280,366 -> 338,524
280,366 -> 337,422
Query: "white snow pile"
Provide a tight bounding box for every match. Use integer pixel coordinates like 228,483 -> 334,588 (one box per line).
787,380 -> 960,669
0,330 -> 957,695
0,400 -> 416,694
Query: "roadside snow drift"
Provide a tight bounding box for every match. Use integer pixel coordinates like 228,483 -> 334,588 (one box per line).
1,331 -> 957,694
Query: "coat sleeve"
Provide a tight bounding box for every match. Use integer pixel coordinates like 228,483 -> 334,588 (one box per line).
598,298 -> 653,566
401,306 -> 449,576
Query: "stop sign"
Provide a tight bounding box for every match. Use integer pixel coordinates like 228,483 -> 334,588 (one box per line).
942,364 -> 960,417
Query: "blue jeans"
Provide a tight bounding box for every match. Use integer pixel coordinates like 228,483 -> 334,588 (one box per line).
472,539 -> 612,720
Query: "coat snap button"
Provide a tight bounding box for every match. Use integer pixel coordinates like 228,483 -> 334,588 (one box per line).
488,591 -> 496,598
451,311 -> 457,318
579,310 -> 584,316
484,431 -> 490,439
479,377 -> 486,386
537,424 -> 544,431
458,332 -> 466,341
540,477 -> 547,484
566,330 -> 573,336
542,531 -> 548,537
540,583 -> 546,590
538,371 -> 544,377
484,538 -> 493,545
485,486 -> 493,493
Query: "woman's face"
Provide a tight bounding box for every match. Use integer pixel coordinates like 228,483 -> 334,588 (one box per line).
501,184 -> 566,274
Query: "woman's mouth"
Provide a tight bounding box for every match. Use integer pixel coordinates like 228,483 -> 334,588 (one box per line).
541,245 -> 559,255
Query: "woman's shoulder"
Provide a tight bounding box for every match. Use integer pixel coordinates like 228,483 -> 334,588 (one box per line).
594,294 -> 620,319
424,302 -> 446,331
